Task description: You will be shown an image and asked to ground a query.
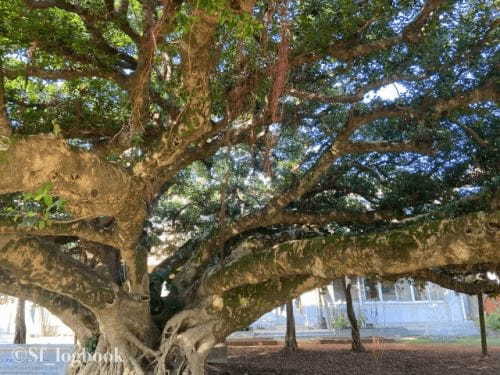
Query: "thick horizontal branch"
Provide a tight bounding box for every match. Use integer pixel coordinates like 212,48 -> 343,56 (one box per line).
0,135 -> 149,293
193,81 -> 496,264
410,269 -> 500,295
203,210 -> 500,295
0,267 -> 98,340
431,82 -> 498,115
197,121 -> 430,261
0,135 -> 141,220
213,275 -> 324,337
0,237 -> 116,309
0,217 -> 119,248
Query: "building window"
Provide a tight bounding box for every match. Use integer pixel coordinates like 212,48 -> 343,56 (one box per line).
427,283 -> 445,301
395,279 -> 412,301
412,282 -> 429,301
364,278 -> 380,301
381,281 -> 397,301
350,277 -> 361,302
332,279 -> 346,302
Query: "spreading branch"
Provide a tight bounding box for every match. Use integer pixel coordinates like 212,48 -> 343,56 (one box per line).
0,216 -> 119,249
0,237 -> 116,309
203,210 -> 500,295
0,135 -> 150,293
292,0 -> 448,65
411,269 -> 500,295
0,267 -> 98,340
344,140 -> 436,156
23,0 -> 140,43
132,8 -> 220,178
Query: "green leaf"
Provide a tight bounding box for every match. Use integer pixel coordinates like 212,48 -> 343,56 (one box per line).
43,194 -> 53,207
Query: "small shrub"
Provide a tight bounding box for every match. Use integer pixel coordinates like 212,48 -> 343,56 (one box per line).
332,315 -> 350,329
486,311 -> 500,331
84,335 -> 99,354
331,313 -> 366,329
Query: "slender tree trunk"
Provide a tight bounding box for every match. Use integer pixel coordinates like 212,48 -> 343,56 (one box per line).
342,277 -> 365,353
14,298 -> 26,344
477,293 -> 488,356
319,287 -> 333,329
285,300 -> 298,351
317,290 -> 327,329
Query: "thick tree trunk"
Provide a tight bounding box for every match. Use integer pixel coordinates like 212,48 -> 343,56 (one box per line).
68,296 -> 162,375
285,300 -> 298,351
155,306 -> 228,375
13,298 -> 26,344
342,277 -> 365,353
68,300 -> 220,375
69,325 -> 158,375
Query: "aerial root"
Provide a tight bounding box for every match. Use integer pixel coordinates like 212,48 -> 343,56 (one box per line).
122,327 -> 161,361
118,343 -> 145,375
154,309 -> 206,375
154,309 -> 219,375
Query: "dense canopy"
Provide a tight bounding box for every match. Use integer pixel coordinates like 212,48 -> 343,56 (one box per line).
0,0 -> 498,374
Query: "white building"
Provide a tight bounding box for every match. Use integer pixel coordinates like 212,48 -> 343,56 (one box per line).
253,278 -> 478,336
0,278 -> 479,339
0,297 -> 72,338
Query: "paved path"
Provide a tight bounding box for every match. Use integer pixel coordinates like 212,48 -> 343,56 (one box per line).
0,345 -> 73,375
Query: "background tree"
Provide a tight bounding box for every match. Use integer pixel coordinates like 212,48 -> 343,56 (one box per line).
0,0 -> 498,374
407,267 -> 499,357
285,300 -> 298,351
342,277 -> 365,353
13,298 -> 26,345
478,293 -> 488,357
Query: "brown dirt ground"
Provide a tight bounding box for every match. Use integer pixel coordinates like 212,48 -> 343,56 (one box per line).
209,343 -> 500,375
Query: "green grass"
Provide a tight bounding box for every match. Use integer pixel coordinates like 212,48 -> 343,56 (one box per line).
399,336 -> 500,347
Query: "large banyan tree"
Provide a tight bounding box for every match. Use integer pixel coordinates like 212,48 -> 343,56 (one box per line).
0,0 -> 499,373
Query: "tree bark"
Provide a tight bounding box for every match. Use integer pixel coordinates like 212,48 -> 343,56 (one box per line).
342,277 -> 365,352
0,267 -> 98,345
285,300 -> 298,351
205,210 -> 500,295
69,302 -> 161,375
14,298 -> 26,345
477,293 -> 488,357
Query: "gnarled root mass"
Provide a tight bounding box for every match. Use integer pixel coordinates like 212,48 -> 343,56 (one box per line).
68,307 -> 221,375
156,309 -> 220,375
